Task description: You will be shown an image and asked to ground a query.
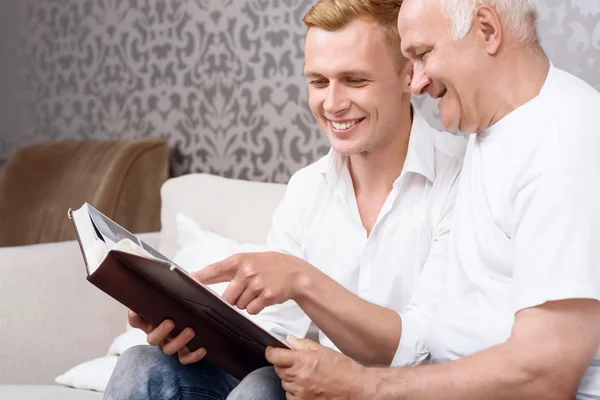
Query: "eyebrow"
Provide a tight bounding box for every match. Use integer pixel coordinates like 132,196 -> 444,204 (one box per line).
304,70 -> 373,79
403,44 -> 416,55
304,71 -> 324,79
402,43 -> 427,56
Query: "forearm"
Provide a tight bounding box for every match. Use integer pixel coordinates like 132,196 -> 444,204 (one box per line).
294,268 -> 401,366
361,342 -> 573,400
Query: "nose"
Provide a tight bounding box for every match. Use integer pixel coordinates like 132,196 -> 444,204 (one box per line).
410,62 -> 431,96
323,82 -> 351,115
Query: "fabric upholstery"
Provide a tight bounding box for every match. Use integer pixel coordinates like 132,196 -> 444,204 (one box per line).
159,173 -> 287,258
0,385 -> 103,399
0,232 -> 159,385
0,139 -> 168,247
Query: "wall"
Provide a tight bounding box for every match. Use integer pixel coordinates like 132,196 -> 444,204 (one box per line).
0,0 -> 598,182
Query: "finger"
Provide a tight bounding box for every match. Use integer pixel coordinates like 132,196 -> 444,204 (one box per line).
287,335 -> 317,351
282,380 -> 297,398
246,297 -> 270,315
146,320 -> 175,346
191,256 -> 240,285
266,346 -> 296,368
234,281 -> 261,310
161,327 -> 195,356
128,310 -> 153,333
274,366 -> 293,381
178,346 -> 207,364
222,278 -> 247,305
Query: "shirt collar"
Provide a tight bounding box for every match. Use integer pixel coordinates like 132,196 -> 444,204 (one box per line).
402,106 -> 436,183
320,105 -> 437,188
320,148 -> 348,194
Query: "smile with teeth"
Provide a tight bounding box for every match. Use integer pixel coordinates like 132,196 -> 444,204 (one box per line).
330,118 -> 363,130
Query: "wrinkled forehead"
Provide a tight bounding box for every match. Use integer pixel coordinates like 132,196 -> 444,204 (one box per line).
397,0 -> 447,54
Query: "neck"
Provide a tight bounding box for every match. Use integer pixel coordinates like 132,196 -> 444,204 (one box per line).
348,96 -> 412,196
486,41 -> 550,128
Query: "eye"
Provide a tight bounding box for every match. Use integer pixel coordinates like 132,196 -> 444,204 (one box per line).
346,78 -> 367,86
417,49 -> 432,62
309,79 -> 328,88
417,51 -> 428,61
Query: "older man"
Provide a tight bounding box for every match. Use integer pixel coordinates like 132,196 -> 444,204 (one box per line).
265,1 -> 600,399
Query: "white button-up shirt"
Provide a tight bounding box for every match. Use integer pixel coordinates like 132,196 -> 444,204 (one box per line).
254,109 -> 466,355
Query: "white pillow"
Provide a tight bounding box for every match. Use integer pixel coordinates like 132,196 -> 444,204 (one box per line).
55,356 -> 118,392
55,214 -> 266,392
173,213 -> 266,295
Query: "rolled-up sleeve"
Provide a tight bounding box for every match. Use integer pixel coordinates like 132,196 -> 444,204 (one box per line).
393,310 -> 431,366
392,234 -> 448,366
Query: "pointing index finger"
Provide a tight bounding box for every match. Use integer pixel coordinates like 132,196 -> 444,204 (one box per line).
191,256 -> 240,285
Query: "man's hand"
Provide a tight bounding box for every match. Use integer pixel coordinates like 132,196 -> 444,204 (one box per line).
128,310 -> 206,364
192,252 -> 315,314
266,336 -> 367,399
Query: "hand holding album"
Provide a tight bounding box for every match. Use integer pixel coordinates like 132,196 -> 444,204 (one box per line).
69,203 -> 289,380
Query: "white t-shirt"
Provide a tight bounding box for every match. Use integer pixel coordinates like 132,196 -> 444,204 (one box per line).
253,108 -> 466,355
413,66 -> 599,398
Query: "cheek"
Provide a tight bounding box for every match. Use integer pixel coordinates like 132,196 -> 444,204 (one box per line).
422,56 -> 442,81
355,85 -> 400,115
426,49 -> 464,87
307,94 -> 323,116
307,91 -> 319,107
446,91 -> 464,116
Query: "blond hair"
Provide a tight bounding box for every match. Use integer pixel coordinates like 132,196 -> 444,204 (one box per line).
303,0 -> 407,74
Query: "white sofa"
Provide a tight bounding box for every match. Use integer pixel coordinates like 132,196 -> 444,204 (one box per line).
0,173 -> 287,399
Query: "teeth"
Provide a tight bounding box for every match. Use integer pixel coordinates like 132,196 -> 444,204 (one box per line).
332,120 -> 358,130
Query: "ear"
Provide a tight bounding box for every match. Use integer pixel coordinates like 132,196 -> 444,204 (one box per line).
472,5 -> 502,55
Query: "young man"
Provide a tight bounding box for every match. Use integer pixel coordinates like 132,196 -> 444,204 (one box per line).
104,1 -> 466,399
262,1 -> 600,399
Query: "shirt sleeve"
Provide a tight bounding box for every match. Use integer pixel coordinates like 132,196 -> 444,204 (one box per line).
513,168 -> 600,312
246,172 -> 312,339
392,159 -> 462,366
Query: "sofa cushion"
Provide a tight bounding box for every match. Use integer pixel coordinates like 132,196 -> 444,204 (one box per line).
0,385 -> 103,399
0,139 -> 168,247
159,173 -> 286,258
0,232 -> 160,386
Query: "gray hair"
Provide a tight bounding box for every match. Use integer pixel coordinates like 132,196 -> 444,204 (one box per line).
441,0 -> 538,43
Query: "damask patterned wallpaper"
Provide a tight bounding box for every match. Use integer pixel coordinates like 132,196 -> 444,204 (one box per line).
0,0 -> 598,182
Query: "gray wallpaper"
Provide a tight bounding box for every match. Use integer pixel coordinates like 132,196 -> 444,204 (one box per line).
0,0 -> 598,182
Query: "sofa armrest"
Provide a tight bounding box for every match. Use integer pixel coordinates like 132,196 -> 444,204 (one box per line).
0,232 -> 160,385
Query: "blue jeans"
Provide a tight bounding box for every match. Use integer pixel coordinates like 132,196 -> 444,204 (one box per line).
104,345 -> 286,400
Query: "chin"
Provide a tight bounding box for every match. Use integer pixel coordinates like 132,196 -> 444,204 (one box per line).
330,141 -> 362,157
331,146 -> 356,157
438,106 -> 459,133
441,117 -> 460,134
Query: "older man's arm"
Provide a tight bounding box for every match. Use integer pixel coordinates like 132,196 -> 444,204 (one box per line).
361,299 -> 600,400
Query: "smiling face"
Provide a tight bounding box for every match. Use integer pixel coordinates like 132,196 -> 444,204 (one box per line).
397,0 -> 491,134
304,18 -> 410,156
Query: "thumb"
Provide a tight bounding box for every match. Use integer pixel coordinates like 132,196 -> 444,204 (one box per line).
287,335 -> 318,351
